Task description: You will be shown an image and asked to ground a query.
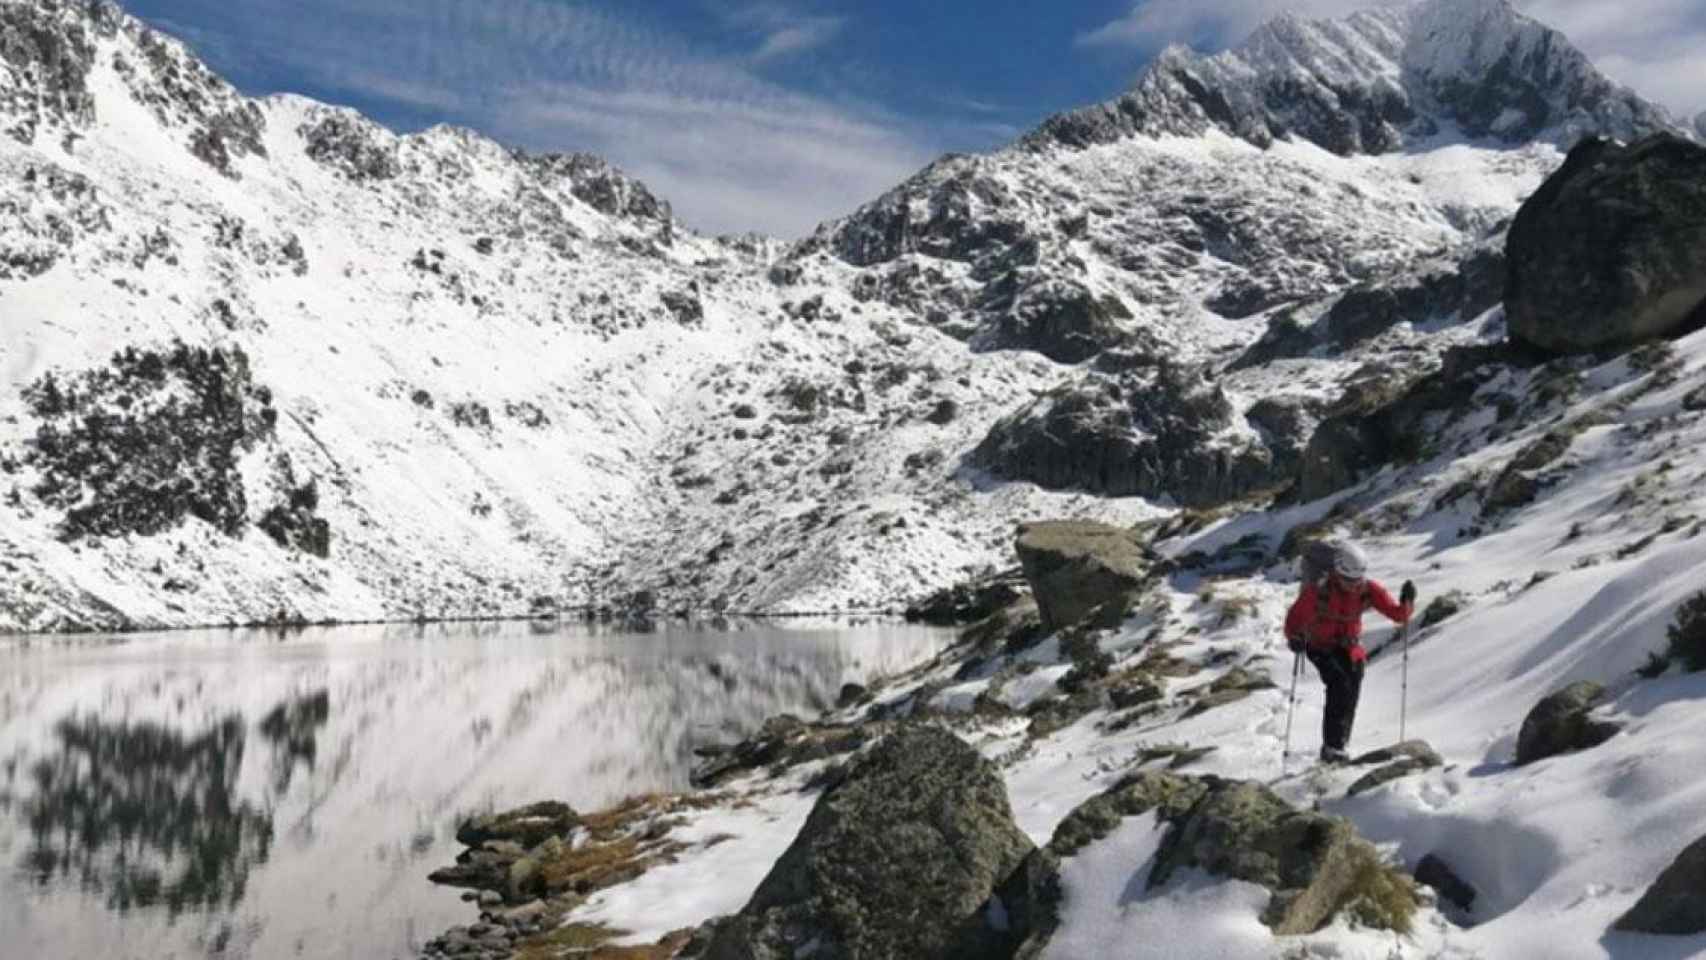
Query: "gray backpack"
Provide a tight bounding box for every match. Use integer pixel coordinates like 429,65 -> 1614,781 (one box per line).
1299,539 -> 1349,587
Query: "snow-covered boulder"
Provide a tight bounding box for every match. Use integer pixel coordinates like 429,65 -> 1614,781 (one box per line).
1507,134 -> 1706,355
1013,520 -> 1156,631
1003,770 -> 1418,953
1513,680 -> 1620,766
1615,833 -> 1706,935
703,725 -> 1034,960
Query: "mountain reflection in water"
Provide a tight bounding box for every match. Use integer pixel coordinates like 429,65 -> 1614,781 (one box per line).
0,619 -> 949,960
23,711 -> 276,915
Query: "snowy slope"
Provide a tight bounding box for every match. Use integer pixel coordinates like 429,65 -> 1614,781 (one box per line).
560,326 -> 1706,960
0,0 -> 1691,632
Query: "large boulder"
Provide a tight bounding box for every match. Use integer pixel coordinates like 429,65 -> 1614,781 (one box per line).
1150,779 -> 1415,934
1013,521 -> 1155,631
972,364 -> 1287,509
1513,681 -> 1621,766
704,725 -> 1034,960
1507,135 -> 1706,355
1615,833 -> 1706,934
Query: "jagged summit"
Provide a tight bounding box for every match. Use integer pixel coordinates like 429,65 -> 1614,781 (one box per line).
1031,0 -> 1682,155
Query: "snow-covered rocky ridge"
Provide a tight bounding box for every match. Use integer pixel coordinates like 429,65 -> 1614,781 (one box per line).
0,0 -> 1691,632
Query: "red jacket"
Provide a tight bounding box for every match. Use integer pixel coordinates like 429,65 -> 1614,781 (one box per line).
1285,579 -> 1410,651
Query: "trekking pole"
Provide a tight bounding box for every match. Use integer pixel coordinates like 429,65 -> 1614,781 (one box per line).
1281,652 -> 1302,776
1399,619 -> 1412,743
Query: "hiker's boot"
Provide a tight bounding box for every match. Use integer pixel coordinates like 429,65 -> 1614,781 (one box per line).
1320,746 -> 1351,765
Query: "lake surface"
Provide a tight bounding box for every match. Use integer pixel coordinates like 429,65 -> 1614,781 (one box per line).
0,619 -> 952,959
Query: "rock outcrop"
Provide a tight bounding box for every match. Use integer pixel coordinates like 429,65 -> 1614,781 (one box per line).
972,364 -> 1289,509
1507,134 -> 1706,355
1013,521 -> 1155,631
1615,833 -> 1706,935
704,725 -> 1034,960
981,770 -> 1418,954
1514,681 -> 1620,766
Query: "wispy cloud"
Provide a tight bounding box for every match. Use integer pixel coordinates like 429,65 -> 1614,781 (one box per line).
136,0 -> 932,237
1074,0 -> 1705,120
752,17 -> 845,63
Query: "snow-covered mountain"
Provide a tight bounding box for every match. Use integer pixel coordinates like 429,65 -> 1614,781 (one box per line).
0,0 -> 1689,632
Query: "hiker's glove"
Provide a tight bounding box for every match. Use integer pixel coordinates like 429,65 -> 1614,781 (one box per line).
1400,580 -> 1417,608
1286,631 -> 1304,654
1348,643 -> 1367,666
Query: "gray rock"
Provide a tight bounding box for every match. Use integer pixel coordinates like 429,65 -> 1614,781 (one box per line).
1514,681 -> 1621,766
1352,740 -> 1442,767
1152,778 -> 1415,934
704,725 -> 1034,960
1415,853 -> 1477,914
982,278 -> 1130,364
455,801 -> 579,849
1013,521 -> 1154,632
1346,756 -> 1439,797
1294,343 -> 1538,501
973,365 -> 1287,509
1507,135 -> 1706,355
1615,833 -> 1706,934
1029,771 -> 1418,945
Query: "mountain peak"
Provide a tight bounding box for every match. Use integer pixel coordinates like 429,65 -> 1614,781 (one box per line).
1031,0 -> 1680,155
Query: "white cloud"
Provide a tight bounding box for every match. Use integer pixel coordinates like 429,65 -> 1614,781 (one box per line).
141,0 -> 936,237
494,85 -> 933,237
752,17 -> 846,63
1075,0 -> 1706,119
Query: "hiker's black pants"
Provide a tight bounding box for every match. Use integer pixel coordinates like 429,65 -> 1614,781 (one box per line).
1307,648 -> 1364,751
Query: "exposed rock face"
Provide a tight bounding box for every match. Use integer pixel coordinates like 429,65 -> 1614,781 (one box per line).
705,725 -> 1034,960
1013,521 -> 1154,631
1514,681 -> 1620,766
1234,243 -> 1506,369
1507,135 -> 1706,355
1615,833 -> 1706,935
0,0 -> 100,144
982,278 -> 1131,364
1296,367 -> 1417,502
1294,343 -> 1538,500
299,108 -> 401,181
1031,0 -> 1675,156
973,365 -> 1287,509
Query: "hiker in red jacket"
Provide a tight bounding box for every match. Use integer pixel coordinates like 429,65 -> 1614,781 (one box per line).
1284,543 -> 1416,763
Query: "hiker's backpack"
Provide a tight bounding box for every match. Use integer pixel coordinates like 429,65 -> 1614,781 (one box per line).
1298,539 -> 1345,588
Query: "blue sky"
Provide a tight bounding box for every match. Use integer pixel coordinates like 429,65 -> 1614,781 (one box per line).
129,0 -> 1705,238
